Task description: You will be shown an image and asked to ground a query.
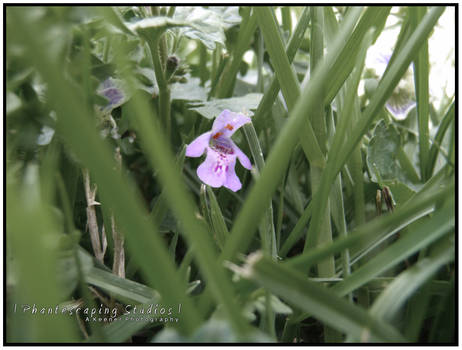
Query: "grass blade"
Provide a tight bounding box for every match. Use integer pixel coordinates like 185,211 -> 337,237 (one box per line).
411,6 -> 431,181
240,253 -> 406,342
332,197 -> 454,297
8,8 -> 202,335
369,237 -> 454,322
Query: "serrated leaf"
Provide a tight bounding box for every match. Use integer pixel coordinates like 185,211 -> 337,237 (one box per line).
174,7 -> 240,50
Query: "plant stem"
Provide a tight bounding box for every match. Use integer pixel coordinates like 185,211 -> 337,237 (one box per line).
147,37 -> 171,140
82,168 -> 105,263
111,147 -> 125,278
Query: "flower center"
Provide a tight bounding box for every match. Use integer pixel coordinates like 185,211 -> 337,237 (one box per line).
210,134 -> 234,155
213,153 -> 229,175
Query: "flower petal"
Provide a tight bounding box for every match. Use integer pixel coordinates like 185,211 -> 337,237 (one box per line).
196,148 -> 228,188
224,157 -> 242,192
186,131 -> 212,157
211,109 -> 251,137
231,140 -> 252,170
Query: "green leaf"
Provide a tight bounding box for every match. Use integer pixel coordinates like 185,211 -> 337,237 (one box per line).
128,16 -> 187,37
366,120 -> 408,184
189,93 -> 263,119
174,7 -> 241,50
171,77 -> 208,102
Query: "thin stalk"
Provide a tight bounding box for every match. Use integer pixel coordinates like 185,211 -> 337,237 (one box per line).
243,123 -> 277,259
82,168 -> 105,263
198,42 -> 208,86
243,122 -> 277,339
428,100 -> 454,176
348,98 -> 366,227
111,147 -> 125,278
147,37 -> 171,140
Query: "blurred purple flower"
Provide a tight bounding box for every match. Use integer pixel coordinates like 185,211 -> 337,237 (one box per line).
368,52 -> 416,120
186,110 -> 252,192
97,78 -> 126,112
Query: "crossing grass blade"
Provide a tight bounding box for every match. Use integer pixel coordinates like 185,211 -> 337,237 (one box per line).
240,253 -> 406,342
331,197 -> 454,297
285,182 -> 453,271
369,237 -> 454,323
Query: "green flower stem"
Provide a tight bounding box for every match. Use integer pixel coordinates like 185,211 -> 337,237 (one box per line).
199,42 -> 208,86
147,37 -> 171,140
243,121 -> 277,338
243,123 -> 277,258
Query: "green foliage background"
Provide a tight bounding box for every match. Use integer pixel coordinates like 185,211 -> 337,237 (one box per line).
6,6 -> 455,343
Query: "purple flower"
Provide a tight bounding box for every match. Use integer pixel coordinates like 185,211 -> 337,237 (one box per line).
186,110 -> 252,192
97,78 -> 126,112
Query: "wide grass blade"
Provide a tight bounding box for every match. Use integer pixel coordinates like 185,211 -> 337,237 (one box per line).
8,8 -> 202,335
411,6 -> 431,181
